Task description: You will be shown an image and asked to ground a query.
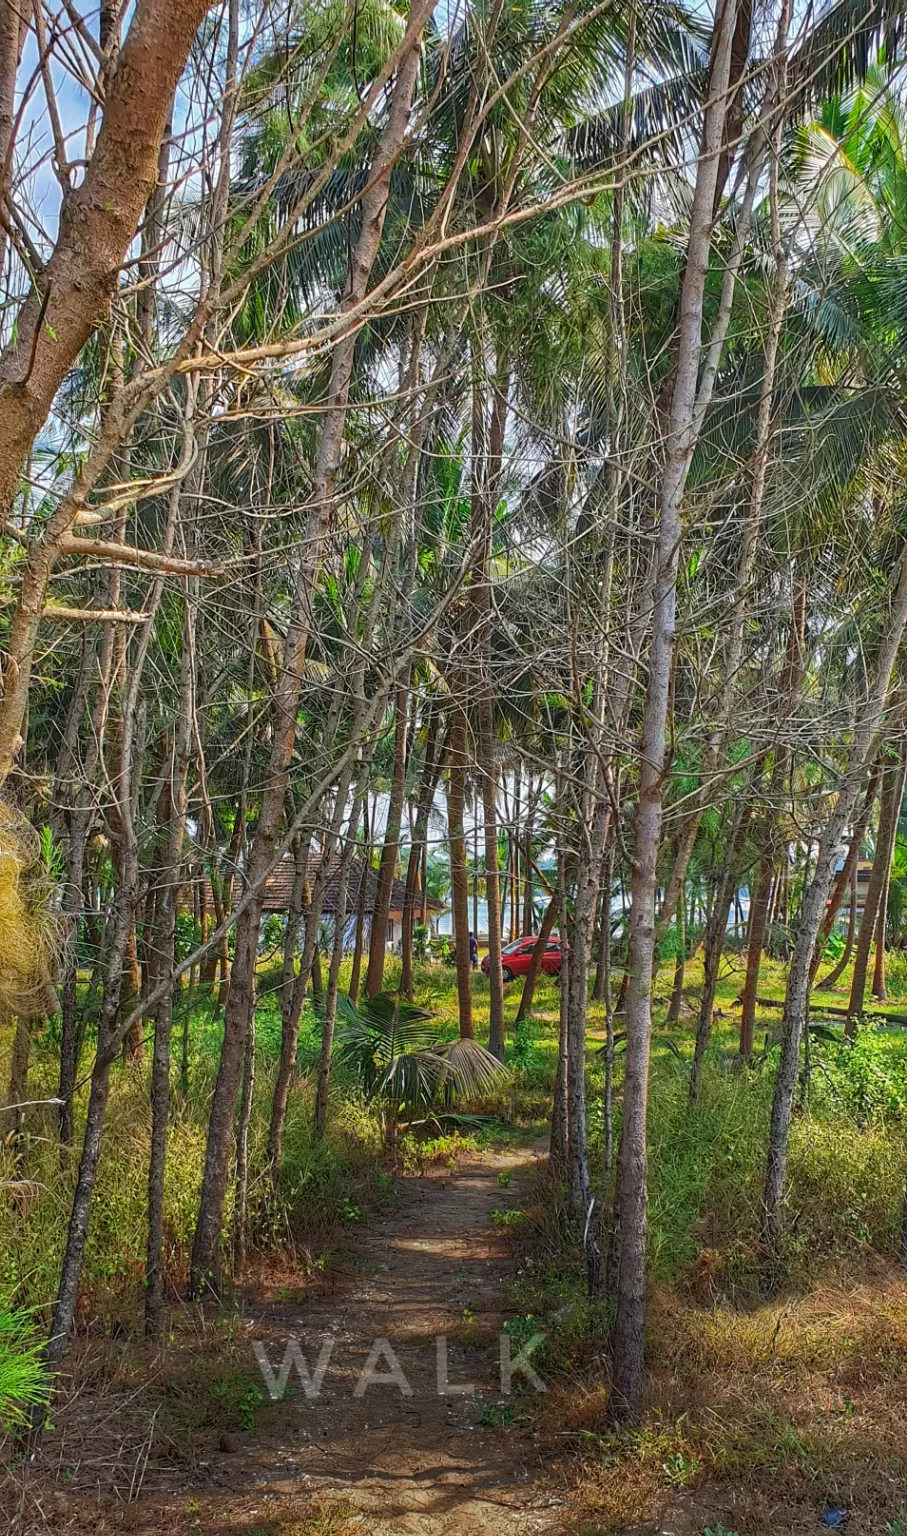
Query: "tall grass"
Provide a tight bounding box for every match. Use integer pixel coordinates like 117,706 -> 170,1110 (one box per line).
0,992 -> 386,1324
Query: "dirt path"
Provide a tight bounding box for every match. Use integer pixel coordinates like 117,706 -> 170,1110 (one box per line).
10,1139 -> 568,1536
229,1138 -> 565,1535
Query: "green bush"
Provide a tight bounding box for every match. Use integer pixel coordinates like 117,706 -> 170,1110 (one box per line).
0,1311 -> 47,1427
813,1027 -> 907,1126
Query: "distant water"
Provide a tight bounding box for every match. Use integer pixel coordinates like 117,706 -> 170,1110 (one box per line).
437,891 -> 752,938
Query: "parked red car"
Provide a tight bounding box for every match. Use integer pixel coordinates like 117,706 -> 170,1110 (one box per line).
481,935 -> 565,982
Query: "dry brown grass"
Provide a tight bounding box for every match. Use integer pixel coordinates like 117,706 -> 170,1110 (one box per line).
531,1265 -> 907,1534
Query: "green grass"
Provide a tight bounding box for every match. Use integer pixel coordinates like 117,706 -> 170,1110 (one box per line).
4,946 -> 907,1355
5,946 -> 907,1533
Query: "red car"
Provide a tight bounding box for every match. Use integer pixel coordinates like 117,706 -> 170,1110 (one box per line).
482,935 -> 565,983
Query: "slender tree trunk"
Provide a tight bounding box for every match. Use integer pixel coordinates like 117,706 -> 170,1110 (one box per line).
667,892 -> 686,1026
232,1020 -> 255,1275
813,763 -> 880,986
873,750 -> 906,999
509,763 -> 521,943
365,687 -> 410,996
690,796 -> 752,1101
848,747 -> 905,1026
5,1013 -> 31,1145
763,545 -> 907,1258
818,862 -> 859,991
401,716 -> 442,1001
0,0 -> 26,282
145,609 -> 193,1336
349,797 -> 371,1006
315,781 -> 363,1134
280,833 -> 309,1028
739,850 -> 772,1060
567,803 -> 608,1213
522,782 -> 535,934
515,892 -> 558,1023
602,846 -> 616,1172
59,813 -> 91,1145
612,0 -> 740,1418
189,9 -> 435,1293
447,703 -> 474,1039
269,766 -> 356,1166
471,355 -> 508,1059
549,861 -> 571,1176
592,823 -> 616,1002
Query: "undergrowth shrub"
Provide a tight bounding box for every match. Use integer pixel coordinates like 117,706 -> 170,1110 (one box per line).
0,1311 -> 47,1426
812,1027 -> 907,1125
787,1117 -> 906,1257
0,1018 -> 386,1323
646,1070 -> 769,1280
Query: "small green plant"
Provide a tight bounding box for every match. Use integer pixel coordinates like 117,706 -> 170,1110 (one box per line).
704,1526 -> 740,1536
497,1169 -> 512,1187
503,1314 -> 541,1351
374,1170 -> 396,1205
341,1197 -> 361,1221
0,1312 -> 48,1428
490,1207 -> 525,1228
474,1396 -> 516,1426
218,1380 -> 264,1432
662,1449 -> 702,1487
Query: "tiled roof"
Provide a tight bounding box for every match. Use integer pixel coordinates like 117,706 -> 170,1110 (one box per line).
193,851 -> 445,916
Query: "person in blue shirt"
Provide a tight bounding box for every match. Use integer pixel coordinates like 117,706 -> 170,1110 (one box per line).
469,933 -> 479,969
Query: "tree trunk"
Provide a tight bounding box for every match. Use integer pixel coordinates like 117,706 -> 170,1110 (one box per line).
592,824 -> 616,1003
667,893 -> 686,1026
872,858 -> 891,1000
515,892 -> 558,1023
280,833 -> 309,1029
401,715 -> 442,1001
763,545 -> 907,1259
188,15 -> 433,1293
447,702 -> 474,1039
349,797 -> 371,1006
602,845 -> 616,1172
232,1019 -> 255,1275
471,354 -> 508,1060
145,610 -> 192,1336
58,813 -> 91,1145
0,0 -> 216,787
365,687 -> 410,996
522,781 -> 535,934
847,746 -> 905,1026
0,0 -> 26,281
612,0 -> 740,1419
314,784 -> 362,1134
813,763 -> 880,986
873,750 -> 906,999
549,865 -> 571,1176
5,1013 -> 32,1145
269,768 -> 356,1167
690,796 -> 752,1101
820,880 -> 860,992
